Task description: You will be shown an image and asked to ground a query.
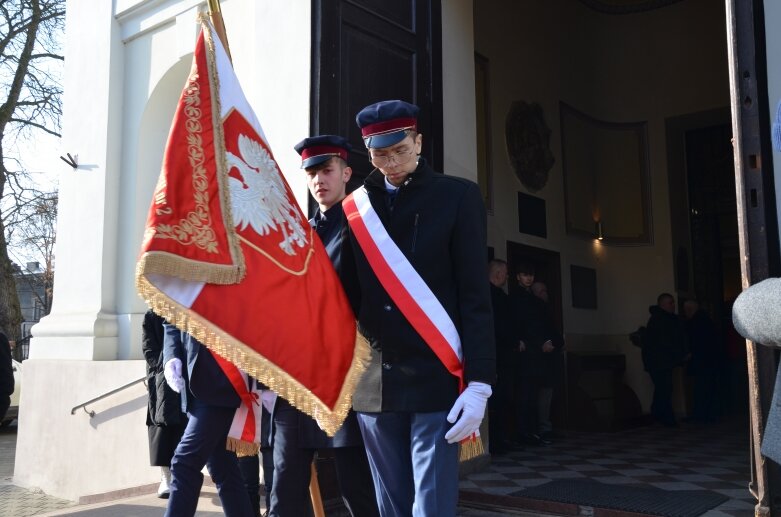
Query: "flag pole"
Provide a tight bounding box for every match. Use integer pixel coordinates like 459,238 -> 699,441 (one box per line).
309,462 -> 326,517
206,0 -> 232,62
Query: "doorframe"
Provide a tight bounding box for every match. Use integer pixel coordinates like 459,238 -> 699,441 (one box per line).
726,0 -> 781,513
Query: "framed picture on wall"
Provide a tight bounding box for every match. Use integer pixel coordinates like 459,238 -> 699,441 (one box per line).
560,102 -> 652,245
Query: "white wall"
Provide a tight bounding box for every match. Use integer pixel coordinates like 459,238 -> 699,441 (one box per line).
19,0 -> 312,500
442,0 -> 478,182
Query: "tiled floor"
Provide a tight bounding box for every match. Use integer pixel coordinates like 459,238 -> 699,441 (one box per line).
460,418 -> 756,516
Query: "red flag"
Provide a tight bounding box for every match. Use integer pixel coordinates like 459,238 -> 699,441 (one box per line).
136,15 -> 366,438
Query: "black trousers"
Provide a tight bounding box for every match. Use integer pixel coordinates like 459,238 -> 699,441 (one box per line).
649,369 -> 676,426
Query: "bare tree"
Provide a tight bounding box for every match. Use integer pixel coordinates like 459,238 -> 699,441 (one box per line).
8,192 -> 56,318
0,0 -> 64,339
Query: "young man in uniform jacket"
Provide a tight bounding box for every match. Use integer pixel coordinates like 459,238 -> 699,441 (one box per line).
162,325 -> 255,517
343,100 -> 496,516
266,135 -> 378,517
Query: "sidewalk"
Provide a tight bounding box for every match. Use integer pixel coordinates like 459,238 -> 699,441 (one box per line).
1,421 -> 536,516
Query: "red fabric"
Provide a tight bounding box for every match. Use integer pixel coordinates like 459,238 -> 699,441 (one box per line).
301,145 -> 348,161
139,25 -> 358,416
212,352 -> 258,442
360,117 -> 417,138
343,193 -> 463,389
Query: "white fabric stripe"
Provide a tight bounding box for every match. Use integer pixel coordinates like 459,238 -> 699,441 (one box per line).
352,188 -> 462,362
227,372 -> 262,442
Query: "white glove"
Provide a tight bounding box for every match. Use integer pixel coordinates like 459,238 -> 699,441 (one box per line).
444,381 -> 492,444
164,358 -> 185,394
261,390 -> 277,413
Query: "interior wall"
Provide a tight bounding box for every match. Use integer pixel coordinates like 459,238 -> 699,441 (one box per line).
474,0 -> 730,409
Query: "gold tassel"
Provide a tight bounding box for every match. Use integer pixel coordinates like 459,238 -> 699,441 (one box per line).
459,434 -> 485,462
226,437 -> 260,457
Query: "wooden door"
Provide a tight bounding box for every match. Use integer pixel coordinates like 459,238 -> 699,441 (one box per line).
312,0 -> 443,196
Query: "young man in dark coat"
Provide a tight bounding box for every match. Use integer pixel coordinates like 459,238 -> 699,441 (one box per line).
163,326 -> 255,517
266,135 -> 378,517
643,293 -> 688,427
344,100 -> 496,516
142,309 -> 187,498
509,262 -> 554,446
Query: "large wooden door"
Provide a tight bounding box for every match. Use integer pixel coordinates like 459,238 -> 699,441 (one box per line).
312,0 -> 443,194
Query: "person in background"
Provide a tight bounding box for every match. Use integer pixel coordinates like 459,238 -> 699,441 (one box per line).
0,332 -> 13,423
683,299 -> 722,423
531,281 -> 564,441
142,309 -> 187,499
509,262 -> 553,446
487,258 -> 519,454
643,293 -> 688,427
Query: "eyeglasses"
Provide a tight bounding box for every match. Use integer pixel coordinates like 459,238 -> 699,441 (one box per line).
369,148 -> 416,168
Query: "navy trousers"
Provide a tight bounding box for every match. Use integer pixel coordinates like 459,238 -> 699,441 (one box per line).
166,400 -> 254,517
356,411 -> 458,517
270,402 -> 378,517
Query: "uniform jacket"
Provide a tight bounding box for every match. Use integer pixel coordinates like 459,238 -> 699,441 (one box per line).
346,158 -> 496,412
162,323 -> 241,412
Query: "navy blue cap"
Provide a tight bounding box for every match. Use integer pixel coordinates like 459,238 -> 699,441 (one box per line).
294,135 -> 352,169
355,100 -> 420,149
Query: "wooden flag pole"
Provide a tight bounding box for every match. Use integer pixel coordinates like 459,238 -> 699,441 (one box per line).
206,0 -> 232,62
310,461 -> 326,517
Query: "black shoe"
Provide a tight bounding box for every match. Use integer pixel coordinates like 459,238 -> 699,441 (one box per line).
520,433 -> 551,446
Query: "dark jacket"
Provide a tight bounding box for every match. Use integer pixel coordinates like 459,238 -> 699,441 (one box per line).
643,305 -> 688,372
346,159 -> 496,412
162,323 -> 241,412
0,333 -> 13,397
142,310 -> 183,427
685,309 -> 722,374
490,283 -> 516,375
509,288 -> 556,356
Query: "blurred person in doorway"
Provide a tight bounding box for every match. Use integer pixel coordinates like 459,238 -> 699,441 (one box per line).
643,293 -> 688,427
531,281 -> 564,440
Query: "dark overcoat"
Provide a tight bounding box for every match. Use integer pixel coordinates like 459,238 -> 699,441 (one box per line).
345,159 -> 496,412
142,310 -> 186,466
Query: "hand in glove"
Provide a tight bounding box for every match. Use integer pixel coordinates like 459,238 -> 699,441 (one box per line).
164,358 -> 185,394
261,390 -> 277,413
444,381 -> 492,444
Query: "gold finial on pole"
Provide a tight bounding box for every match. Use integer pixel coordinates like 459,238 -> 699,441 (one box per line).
207,0 -> 232,62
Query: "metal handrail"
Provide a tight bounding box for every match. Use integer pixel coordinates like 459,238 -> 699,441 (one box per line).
70,375 -> 148,417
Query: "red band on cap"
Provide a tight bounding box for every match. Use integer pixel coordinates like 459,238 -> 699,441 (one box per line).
301,145 -> 348,161
361,117 -> 417,138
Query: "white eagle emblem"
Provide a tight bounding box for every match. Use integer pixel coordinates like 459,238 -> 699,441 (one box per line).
227,134 -> 307,255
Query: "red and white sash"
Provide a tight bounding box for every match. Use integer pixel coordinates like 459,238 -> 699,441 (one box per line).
212,353 -> 262,456
342,188 -> 464,388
